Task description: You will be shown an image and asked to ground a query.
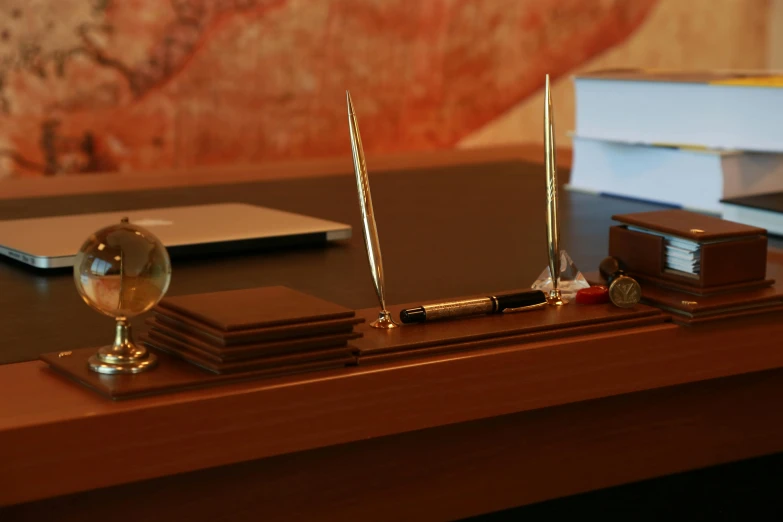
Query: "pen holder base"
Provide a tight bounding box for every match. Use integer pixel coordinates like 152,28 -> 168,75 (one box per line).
545,290 -> 565,306
370,310 -> 399,329
351,292 -> 668,365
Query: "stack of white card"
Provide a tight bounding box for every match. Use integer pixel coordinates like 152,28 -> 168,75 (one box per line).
664,236 -> 700,275
628,226 -> 701,276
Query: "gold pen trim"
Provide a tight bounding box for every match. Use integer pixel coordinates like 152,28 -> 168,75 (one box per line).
544,74 -> 564,306
502,302 -> 547,314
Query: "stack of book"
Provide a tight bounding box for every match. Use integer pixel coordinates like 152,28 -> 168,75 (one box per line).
568,69 -> 783,216
142,286 -> 362,375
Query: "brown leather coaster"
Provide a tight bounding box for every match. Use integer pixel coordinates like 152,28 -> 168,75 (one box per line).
351,297 -> 667,361
144,330 -> 356,373
157,286 -> 355,331
146,317 -> 361,360
40,347 -> 355,400
152,309 -> 364,347
145,323 -> 359,363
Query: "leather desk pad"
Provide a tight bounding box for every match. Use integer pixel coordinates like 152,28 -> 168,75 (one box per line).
352,298 -> 667,364
153,309 -> 363,347
41,347 -> 355,400
157,286 -> 355,331
146,317 -> 361,361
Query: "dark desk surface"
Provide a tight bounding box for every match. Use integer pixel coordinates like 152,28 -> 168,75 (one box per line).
0,160 -> 668,365
4,157 -> 783,521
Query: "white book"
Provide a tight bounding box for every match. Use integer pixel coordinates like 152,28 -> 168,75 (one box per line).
574,69 -> 783,152
567,136 -> 783,214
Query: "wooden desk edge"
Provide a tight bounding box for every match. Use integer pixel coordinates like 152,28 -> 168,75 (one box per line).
0,144 -> 572,201
3,311 -> 783,506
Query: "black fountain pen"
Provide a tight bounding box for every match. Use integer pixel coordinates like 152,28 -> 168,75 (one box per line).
399,290 -> 547,324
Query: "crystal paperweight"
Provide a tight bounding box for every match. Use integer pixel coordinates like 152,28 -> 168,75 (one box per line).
531,250 -> 590,303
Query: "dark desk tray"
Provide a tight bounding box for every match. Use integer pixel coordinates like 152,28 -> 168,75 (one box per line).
586,271 -> 783,326
352,299 -> 668,365
41,347 -> 355,400
40,294 -> 669,399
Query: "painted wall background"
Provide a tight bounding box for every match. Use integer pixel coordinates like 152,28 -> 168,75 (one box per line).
460,0 -> 771,150
0,0 -> 774,177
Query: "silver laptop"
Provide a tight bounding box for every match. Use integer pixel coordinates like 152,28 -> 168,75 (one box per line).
0,203 -> 352,269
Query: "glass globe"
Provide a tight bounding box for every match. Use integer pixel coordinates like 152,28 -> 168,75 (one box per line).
74,220 -> 171,319
74,218 -> 171,374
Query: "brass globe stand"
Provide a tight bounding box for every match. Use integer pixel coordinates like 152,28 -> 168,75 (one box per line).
88,318 -> 157,375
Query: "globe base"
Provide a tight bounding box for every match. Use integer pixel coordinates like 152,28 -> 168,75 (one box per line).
88,318 -> 158,375
88,351 -> 157,375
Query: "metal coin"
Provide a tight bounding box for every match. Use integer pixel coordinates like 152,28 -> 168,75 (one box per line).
609,275 -> 641,308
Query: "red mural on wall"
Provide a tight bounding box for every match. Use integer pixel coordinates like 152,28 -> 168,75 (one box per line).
0,0 -> 658,176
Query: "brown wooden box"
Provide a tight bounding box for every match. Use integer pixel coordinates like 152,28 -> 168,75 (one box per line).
609,210 -> 768,290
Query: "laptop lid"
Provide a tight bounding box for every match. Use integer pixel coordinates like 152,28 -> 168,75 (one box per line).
0,203 -> 352,269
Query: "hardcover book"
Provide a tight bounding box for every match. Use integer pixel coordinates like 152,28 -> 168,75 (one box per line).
575,69 -> 783,151
568,136 -> 783,213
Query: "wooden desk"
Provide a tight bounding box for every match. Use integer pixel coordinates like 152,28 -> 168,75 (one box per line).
1,149 -> 782,520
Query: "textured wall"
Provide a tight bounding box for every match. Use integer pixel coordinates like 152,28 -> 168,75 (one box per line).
0,0 -> 657,176
0,0 -> 772,177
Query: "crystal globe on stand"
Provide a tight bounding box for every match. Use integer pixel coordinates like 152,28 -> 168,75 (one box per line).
74,218 -> 171,375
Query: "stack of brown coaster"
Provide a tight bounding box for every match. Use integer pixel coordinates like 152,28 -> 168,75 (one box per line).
142,286 -> 363,374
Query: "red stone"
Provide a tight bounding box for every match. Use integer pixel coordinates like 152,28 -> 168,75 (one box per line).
575,285 -> 609,305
